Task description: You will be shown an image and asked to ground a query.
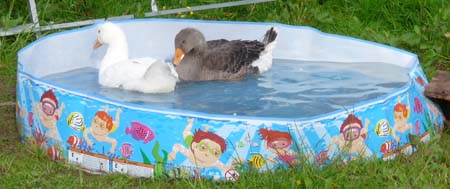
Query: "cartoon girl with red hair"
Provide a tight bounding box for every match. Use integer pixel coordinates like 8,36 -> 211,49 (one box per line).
391,94 -> 412,143
327,114 -> 370,158
168,118 -> 231,172
259,128 -> 298,166
33,89 -> 65,139
83,106 -> 121,154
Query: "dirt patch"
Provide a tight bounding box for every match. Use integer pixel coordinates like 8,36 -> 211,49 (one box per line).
445,120 -> 450,130
0,81 -> 19,153
0,105 -> 21,153
0,78 -> 16,102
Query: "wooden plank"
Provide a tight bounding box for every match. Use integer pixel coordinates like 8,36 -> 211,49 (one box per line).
433,70 -> 450,81
425,71 -> 450,101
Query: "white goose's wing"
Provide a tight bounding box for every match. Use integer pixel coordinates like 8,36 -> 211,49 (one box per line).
100,57 -> 158,88
167,62 -> 179,81
124,60 -> 178,93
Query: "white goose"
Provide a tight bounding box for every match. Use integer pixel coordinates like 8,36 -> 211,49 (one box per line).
93,22 -> 178,93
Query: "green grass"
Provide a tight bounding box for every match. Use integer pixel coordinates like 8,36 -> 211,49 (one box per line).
1,0 -> 450,188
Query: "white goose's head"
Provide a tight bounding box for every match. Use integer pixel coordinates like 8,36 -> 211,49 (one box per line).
93,22 -> 129,72
93,22 -> 127,49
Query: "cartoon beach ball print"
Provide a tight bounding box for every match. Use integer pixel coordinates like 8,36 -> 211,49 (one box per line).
375,119 -> 391,137
67,112 -> 85,131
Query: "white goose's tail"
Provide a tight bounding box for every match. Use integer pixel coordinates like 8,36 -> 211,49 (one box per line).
124,61 -> 178,93
251,27 -> 278,73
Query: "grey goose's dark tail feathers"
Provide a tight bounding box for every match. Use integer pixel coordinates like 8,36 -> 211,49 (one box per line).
262,27 -> 278,46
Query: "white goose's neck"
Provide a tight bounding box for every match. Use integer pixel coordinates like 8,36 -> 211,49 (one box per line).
99,37 -> 129,74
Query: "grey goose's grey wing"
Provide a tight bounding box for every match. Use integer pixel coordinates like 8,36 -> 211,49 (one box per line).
206,39 -> 229,48
203,40 -> 266,74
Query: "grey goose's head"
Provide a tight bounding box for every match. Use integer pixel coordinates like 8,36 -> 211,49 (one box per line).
173,28 -> 206,65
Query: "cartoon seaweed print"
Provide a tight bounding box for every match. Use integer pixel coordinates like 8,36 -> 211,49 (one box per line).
168,118 -> 232,172
391,94 -> 413,144
425,98 -> 442,126
327,114 -> 370,158
16,101 -> 26,122
32,89 -> 65,140
16,80 -> 33,136
32,126 -> 48,148
258,128 -> 299,166
16,101 -> 27,137
83,106 -> 121,154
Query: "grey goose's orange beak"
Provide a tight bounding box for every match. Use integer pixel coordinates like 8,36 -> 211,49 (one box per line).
173,48 -> 185,65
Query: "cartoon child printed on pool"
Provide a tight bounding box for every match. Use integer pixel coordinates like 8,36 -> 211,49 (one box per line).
83,106 -> 121,154
258,128 -> 299,166
327,114 -> 370,158
391,94 -> 412,144
33,89 -> 65,140
168,118 -> 231,172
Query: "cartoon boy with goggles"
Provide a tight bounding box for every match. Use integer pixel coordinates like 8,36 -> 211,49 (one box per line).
327,114 -> 370,158
168,118 -> 231,172
33,89 -> 65,139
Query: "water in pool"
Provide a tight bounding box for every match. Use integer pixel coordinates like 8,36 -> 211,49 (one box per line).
43,59 -> 409,118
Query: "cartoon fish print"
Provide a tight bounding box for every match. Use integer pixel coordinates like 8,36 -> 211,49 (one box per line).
125,121 -> 155,144
375,119 -> 391,137
248,153 -> 265,169
379,141 -> 397,153
67,135 -> 83,148
315,150 -> 329,165
47,146 -> 62,161
67,112 -> 85,131
120,143 -> 133,159
415,76 -> 425,87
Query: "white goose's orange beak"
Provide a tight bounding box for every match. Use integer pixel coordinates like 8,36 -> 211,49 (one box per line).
93,38 -> 102,49
173,48 -> 185,65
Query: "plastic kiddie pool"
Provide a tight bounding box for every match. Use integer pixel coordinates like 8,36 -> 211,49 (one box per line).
16,19 -> 444,181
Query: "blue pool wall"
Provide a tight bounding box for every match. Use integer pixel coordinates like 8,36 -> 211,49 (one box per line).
16,19 -> 445,180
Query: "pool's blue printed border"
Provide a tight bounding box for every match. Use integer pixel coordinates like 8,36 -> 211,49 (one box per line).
17,18 -> 420,123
